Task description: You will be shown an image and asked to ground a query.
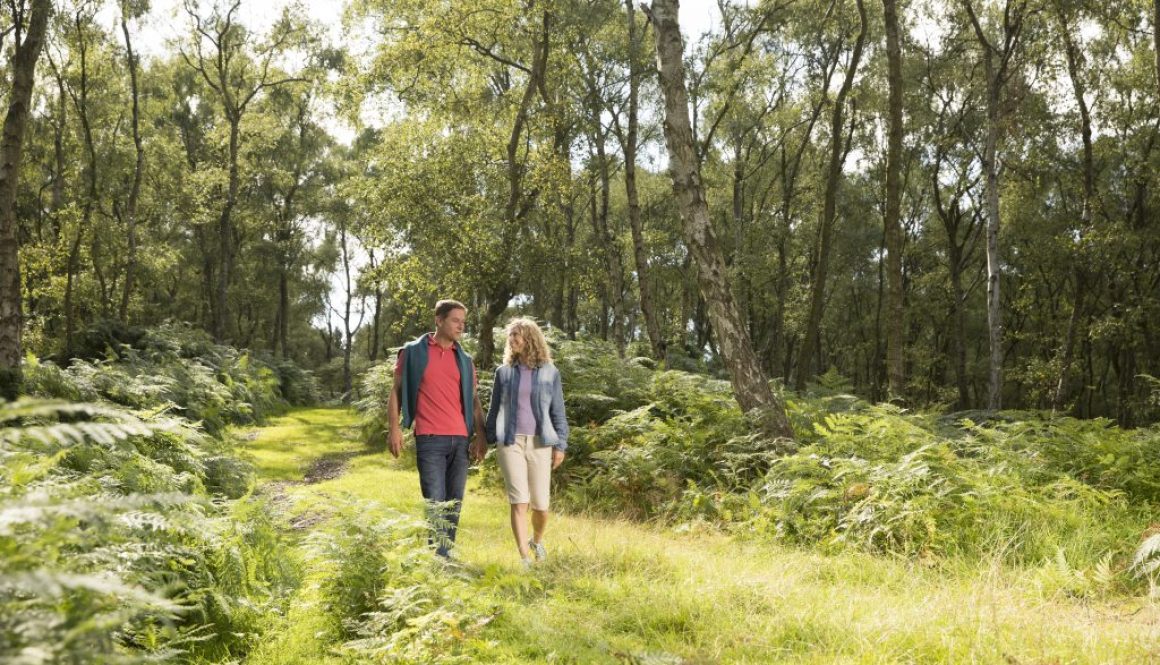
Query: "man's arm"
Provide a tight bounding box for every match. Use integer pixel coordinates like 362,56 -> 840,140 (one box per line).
469,367 -> 487,462
387,354 -> 404,458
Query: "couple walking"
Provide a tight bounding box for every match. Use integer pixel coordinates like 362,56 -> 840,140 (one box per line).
386,299 -> 568,567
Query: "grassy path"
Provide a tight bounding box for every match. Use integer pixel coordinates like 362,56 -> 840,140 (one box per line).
239,407 -> 1160,664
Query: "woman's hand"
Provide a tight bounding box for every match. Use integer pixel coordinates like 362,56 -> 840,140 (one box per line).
552,448 -> 565,470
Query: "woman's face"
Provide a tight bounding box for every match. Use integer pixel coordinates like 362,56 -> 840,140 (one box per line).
508,329 -> 525,354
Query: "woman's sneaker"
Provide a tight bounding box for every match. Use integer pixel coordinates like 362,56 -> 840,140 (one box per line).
528,539 -> 547,562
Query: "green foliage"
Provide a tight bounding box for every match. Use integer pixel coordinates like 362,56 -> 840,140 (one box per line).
269,357 -> 322,407
985,416 -> 1160,503
552,337 -> 653,426
520,341 -> 1156,575
0,398 -> 301,663
310,500 -> 494,663
25,324 -> 317,434
557,371 -> 754,520
356,360 -> 396,452
747,411 -> 1153,566
1032,550 -> 1123,600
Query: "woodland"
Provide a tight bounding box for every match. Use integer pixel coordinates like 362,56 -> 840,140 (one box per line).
2,0 -> 1160,662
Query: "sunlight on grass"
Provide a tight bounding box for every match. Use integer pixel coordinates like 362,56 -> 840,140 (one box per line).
236,407 -> 363,481
244,408 -> 1160,664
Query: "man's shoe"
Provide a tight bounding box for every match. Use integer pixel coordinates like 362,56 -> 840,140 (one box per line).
528,539 -> 547,562
520,557 -> 533,571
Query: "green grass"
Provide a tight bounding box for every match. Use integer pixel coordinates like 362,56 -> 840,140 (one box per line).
239,408 -> 1160,664
238,407 -> 365,482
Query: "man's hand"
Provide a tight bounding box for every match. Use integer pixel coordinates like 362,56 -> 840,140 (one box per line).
388,427 -> 404,458
470,433 -> 488,463
552,448 -> 565,470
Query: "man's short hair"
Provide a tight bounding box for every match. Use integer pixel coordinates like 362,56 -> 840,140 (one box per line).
434,299 -> 467,319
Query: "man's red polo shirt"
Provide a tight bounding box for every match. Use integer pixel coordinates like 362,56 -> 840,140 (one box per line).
395,334 -> 476,436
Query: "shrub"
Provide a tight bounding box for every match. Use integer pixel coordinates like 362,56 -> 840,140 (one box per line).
552,337 -> 652,425
269,357 -> 321,407
747,409 -> 1151,564
556,371 -> 776,520
357,361 -> 396,452
311,500 -> 494,663
24,324 -> 318,434
543,348 -> 1155,570
0,399 -> 299,663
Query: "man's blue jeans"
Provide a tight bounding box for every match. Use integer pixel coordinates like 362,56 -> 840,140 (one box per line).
414,434 -> 469,557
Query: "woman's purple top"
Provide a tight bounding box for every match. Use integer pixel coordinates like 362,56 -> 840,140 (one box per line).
515,364 -> 536,435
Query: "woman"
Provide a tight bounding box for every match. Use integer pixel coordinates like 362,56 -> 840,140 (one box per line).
484,317 -> 568,567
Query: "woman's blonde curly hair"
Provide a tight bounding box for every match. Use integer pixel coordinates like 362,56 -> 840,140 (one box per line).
502,317 -> 553,368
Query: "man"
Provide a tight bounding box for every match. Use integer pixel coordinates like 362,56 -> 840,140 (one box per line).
387,300 -> 488,557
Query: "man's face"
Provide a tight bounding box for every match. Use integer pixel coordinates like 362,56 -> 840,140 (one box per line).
436,307 -> 467,342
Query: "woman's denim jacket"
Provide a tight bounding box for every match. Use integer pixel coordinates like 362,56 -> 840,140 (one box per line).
484,363 -> 569,451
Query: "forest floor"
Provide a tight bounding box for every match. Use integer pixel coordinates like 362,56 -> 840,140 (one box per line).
238,407 -> 1160,664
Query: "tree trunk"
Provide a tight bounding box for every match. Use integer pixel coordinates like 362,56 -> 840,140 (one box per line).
369,287 -> 382,362
1154,0 -> 1159,98
368,248 -> 381,362
623,0 -> 665,360
273,189 -> 299,359
883,0 -> 906,399
51,74 -> 65,222
62,231 -> 83,357
197,227 -> 215,332
485,8 -> 549,359
1055,272 -> 1083,412
336,222 -> 365,402
982,99 -> 1003,411
0,0 -> 51,398
278,270 -> 290,357
590,123 -> 626,356
795,0 -> 868,391
320,319 -> 333,362
550,119 -> 576,337
874,225 -> 886,402
772,87 -> 826,379
118,10 -> 143,322
214,119 -> 241,342
962,0 -> 1027,410
476,284 -> 514,370
65,9 -> 100,357
645,0 -> 794,441
775,233 -> 789,378
948,243 -> 970,409
119,9 -> 144,323
565,206 -> 578,338
343,315 -> 351,401
183,3 -> 309,344
731,141 -> 750,333
1053,8 -> 1095,413
932,148 -> 978,411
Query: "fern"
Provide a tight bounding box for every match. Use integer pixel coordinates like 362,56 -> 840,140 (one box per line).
1132,533 -> 1160,576
0,394 -> 295,663
311,498 -> 495,663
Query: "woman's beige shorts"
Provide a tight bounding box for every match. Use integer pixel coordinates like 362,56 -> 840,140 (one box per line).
496,434 -> 553,511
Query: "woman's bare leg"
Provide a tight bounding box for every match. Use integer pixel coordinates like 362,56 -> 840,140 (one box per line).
531,509 -> 548,544
510,503 -> 531,559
